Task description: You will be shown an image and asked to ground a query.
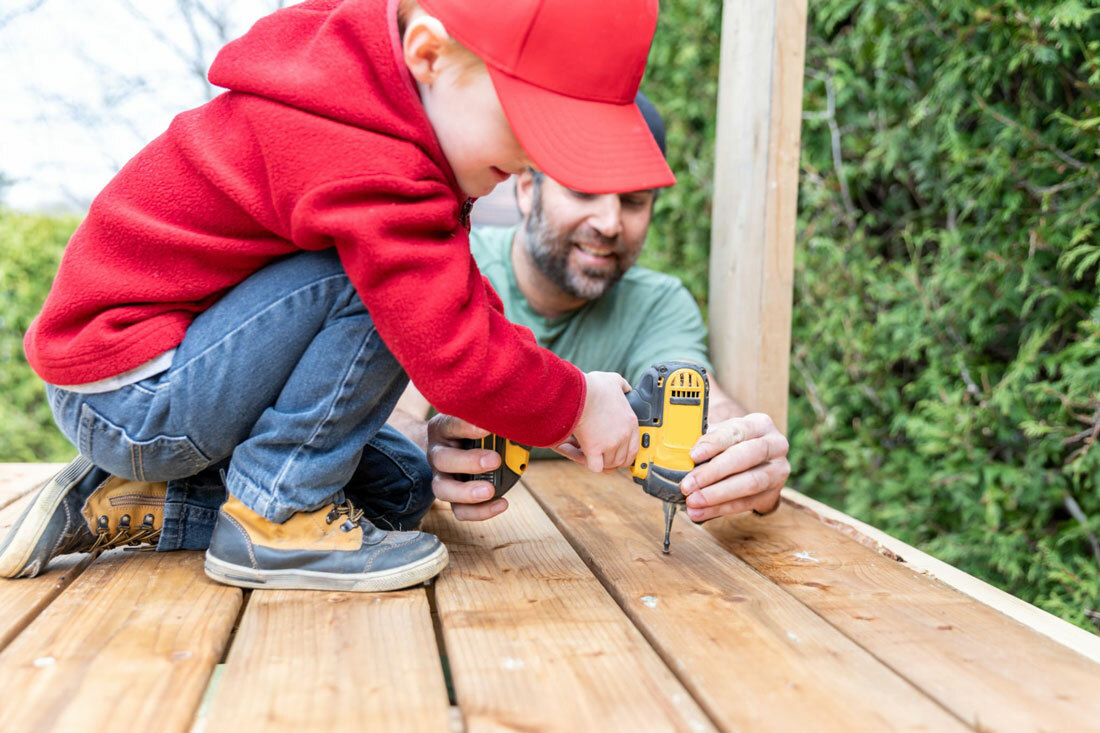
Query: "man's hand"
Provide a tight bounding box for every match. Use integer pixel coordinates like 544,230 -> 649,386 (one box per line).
426,413 -> 510,521
679,413 -> 790,522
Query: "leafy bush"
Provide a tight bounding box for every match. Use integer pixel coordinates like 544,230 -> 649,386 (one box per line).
642,1 -> 723,307
789,0 -> 1100,632
647,1 -> 1100,632
0,209 -> 78,461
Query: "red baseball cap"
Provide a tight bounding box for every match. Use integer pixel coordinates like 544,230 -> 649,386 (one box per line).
418,0 -> 676,194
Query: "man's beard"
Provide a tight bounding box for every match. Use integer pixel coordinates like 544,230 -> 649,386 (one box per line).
523,193 -> 628,301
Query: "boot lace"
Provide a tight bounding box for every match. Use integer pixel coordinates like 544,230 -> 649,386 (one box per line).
325,499 -> 365,532
90,513 -> 161,552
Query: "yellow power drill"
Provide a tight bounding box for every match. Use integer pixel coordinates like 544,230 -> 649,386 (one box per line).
625,361 -> 709,553
455,435 -> 531,500
459,360 -> 709,553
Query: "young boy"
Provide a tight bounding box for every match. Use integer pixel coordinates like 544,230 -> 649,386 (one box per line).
0,0 -> 674,591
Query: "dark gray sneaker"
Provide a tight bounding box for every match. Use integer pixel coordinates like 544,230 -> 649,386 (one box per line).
204,496 -> 448,592
0,456 -> 167,578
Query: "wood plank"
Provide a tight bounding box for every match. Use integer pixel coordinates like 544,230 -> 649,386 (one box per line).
424,485 -> 717,733
0,493 -> 93,651
0,551 -> 241,733
708,0 -> 807,430
523,461 -> 967,732
0,462 -> 66,510
205,588 -> 452,733
779,488 -> 1100,664
189,664 -> 225,733
707,496 -> 1100,731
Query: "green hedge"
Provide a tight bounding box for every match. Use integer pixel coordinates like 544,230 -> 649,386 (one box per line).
0,209 -> 79,462
789,0 -> 1100,632
647,0 -> 1100,632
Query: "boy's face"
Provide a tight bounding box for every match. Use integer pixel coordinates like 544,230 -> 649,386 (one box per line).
404,16 -> 533,199
423,67 -> 534,199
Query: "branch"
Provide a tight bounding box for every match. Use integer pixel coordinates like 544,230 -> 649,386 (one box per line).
975,96 -> 1095,177
118,0 -> 216,99
1063,493 -> 1100,569
791,352 -> 828,421
804,70 -> 858,232
0,0 -> 47,30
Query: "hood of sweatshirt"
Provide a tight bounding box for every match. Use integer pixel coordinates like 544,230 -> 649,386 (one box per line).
207,0 -> 462,196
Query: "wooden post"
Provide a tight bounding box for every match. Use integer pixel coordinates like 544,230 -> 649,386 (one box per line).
708,0 -> 807,432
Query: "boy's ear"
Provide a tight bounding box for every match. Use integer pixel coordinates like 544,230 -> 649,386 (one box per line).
515,170 -> 535,216
403,16 -> 451,85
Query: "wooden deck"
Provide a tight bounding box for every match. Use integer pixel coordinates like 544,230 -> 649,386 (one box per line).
1,461 -> 1098,732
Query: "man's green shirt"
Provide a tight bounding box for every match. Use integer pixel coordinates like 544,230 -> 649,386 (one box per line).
470,225 -> 713,388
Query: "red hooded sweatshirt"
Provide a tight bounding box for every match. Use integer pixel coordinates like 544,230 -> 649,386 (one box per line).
23,0 -> 585,448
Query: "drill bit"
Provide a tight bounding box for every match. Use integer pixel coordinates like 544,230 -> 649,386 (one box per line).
661,500 -> 677,554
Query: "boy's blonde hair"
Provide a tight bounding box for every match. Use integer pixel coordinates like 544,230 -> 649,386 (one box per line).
398,0 -> 485,84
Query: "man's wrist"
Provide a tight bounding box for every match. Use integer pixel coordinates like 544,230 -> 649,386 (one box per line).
387,408 -> 429,453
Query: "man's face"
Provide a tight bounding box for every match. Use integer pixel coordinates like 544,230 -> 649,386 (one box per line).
519,173 -> 655,300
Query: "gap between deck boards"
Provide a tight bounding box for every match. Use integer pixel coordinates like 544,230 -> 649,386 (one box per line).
517,465 -> 969,731
522,481 -> 973,731
7,463 -> 1097,732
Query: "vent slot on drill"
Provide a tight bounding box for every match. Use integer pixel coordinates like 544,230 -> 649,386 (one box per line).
669,387 -> 702,406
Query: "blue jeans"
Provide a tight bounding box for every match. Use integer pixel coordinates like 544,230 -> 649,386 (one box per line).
47,251 -> 434,551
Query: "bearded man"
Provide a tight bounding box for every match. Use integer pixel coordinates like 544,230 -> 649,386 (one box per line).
393,94 -> 792,524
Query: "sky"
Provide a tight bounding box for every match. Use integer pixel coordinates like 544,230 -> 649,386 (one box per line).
0,0 -> 521,222
0,0 -> 520,222
0,1 -> 287,212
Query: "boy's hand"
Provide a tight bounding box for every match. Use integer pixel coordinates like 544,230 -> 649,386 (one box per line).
426,414 -> 509,521
570,371 -> 639,473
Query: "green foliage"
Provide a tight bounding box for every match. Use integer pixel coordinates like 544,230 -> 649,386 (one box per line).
0,209 -> 78,461
789,0 -> 1100,631
646,0 -> 1100,632
641,0 -> 723,307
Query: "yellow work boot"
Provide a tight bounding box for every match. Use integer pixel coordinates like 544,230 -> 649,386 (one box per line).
0,456 -> 167,578
204,496 -> 448,592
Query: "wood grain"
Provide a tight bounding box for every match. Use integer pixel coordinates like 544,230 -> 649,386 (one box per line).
205,588 -> 452,733
708,0 -> 807,430
0,493 -> 92,651
524,461 -> 966,732
708,497 -> 1100,731
0,551 -> 241,733
425,486 -> 716,733
0,462 -> 66,510
779,488 -> 1100,664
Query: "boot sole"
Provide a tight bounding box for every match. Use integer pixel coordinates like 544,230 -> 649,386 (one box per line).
0,457 -> 96,578
203,542 -> 449,592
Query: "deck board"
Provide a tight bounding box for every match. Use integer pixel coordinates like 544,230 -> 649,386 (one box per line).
707,502 -> 1100,731
424,485 -> 716,733
523,461 -> 967,732
205,588 -> 452,733
0,551 -> 241,733
0,462 -> 64,510
0,461 -> 1095,732
0,493 -> 92,650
